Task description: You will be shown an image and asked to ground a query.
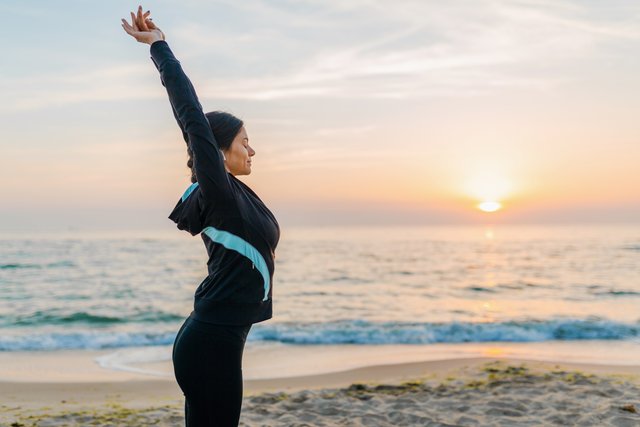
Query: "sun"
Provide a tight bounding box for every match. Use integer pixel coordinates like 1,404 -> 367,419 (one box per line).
462,171 -> 513,214
477,201 -> 502,212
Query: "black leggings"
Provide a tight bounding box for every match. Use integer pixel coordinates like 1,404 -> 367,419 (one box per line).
172,314 -> 252,426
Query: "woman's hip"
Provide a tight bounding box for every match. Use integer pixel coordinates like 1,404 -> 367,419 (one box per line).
172,315 -> 252,360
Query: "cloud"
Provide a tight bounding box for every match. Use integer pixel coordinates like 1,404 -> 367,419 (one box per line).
3,0 -> 640,111
185,0 -> 640,101
0,63 -> 159,112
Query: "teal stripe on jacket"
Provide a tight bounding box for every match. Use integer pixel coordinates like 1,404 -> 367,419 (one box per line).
181,182 -> 199,201
201,226 -> 271,301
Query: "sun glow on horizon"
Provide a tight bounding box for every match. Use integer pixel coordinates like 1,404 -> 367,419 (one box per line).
478,201 -> 502,212
461,171 -> 514,214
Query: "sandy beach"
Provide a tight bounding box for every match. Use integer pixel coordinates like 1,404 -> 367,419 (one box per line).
2,344 -> 639,427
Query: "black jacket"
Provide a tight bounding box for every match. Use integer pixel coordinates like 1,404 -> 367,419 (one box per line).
150,40 -> 280,325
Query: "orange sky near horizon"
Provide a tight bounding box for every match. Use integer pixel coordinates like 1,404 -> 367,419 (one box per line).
1,1 -> 639,230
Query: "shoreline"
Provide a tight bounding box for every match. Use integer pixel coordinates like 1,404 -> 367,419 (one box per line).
3,339 -> 639,383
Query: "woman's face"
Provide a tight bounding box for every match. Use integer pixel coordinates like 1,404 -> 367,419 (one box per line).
222,126 -> 255,176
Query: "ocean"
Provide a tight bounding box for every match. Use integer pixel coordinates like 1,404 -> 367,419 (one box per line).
1,224 -> 639,356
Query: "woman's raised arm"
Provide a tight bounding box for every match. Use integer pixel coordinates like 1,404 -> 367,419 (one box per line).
121,7 -> 233,202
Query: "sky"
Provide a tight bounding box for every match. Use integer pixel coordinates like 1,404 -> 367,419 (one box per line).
1,0 -> 639,232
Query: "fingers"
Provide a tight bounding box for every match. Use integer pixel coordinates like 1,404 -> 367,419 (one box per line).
121,13 -> 145,43
122,7 -> 161,43
121,18 -> 135,35
143,12 -> 151,30
130,12 -> 139,31
137,5 -> 150,31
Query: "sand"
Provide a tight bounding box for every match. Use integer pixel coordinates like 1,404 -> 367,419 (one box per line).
1,355 -> 639,426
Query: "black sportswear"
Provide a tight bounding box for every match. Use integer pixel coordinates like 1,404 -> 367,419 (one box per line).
172,314 -> 252,426
149,40 -> 280,326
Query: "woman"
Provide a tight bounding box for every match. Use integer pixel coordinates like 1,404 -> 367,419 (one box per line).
121,6 -> 280,426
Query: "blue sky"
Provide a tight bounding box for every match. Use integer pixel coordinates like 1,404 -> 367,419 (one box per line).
1,0 -> 639,231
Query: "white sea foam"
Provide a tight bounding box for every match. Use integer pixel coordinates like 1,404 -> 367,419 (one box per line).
0,318 -> 638,351
95,347 -> 172,377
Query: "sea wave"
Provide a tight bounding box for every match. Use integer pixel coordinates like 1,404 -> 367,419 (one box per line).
1,310 -> 185,327
1,317 -> 638,351
0,330 -> 178,351
0,260 -> 75,269
252,318 -> 640,344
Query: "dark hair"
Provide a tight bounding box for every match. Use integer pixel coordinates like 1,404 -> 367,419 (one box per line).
186,111 -> 244,183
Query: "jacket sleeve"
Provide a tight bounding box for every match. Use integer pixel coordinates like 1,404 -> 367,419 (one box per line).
149,40 -> 233,201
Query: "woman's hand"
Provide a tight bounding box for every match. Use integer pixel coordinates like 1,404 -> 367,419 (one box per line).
121,5 -> 165,45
